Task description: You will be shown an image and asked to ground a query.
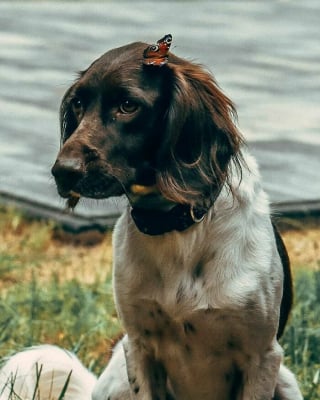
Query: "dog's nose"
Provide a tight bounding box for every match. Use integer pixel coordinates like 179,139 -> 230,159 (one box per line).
51,157 -> 84,196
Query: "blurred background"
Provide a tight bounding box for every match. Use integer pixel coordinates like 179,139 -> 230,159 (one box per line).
0,1 -> 319,229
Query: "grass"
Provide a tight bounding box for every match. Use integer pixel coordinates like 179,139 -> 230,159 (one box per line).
0,205 -> 319,398
281,269 -> 320,398
0,206 -> 121,375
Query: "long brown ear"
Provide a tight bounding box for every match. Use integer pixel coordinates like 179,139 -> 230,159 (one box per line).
156,62 -> 244,207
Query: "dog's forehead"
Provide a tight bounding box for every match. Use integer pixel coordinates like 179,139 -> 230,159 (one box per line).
75,41 -> 172,99
84,42 -> 147,79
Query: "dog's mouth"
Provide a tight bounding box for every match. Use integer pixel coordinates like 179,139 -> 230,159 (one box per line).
54,170 -> 126,210
77,175 -> 124,199
52,156 -> 169,211
62,181 -> 169,212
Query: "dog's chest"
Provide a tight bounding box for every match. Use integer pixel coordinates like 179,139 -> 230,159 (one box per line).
127,294 -> 252,358
112,209 -> 280,398
113,228 -> 262,399
119,271 -> 252,400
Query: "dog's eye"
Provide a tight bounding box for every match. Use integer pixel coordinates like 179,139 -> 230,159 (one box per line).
71,97 -> 84,115
119,100 -> 138,114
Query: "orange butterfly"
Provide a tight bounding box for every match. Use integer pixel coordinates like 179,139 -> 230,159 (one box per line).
143,34 -> 172,66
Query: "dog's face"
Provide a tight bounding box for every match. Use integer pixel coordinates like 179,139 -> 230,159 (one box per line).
52,40 -> 243,209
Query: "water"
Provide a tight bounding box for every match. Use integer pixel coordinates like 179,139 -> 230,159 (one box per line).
0,1 -> 319,220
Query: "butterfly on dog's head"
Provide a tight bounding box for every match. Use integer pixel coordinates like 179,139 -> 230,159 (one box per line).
143,34 -> 172,67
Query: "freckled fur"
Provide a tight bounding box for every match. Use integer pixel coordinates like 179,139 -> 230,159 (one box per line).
51,38 -> 302,400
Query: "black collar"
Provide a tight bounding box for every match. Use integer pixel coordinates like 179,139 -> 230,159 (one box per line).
131,204 -> 207,235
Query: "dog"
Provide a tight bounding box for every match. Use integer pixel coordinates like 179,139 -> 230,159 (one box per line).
52,35 -> 303,399
0,345 -> 97,400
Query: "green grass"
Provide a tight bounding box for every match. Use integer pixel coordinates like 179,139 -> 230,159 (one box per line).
0,206 -> 319,398
281,269 -> 320,399
0,272 -> 122,375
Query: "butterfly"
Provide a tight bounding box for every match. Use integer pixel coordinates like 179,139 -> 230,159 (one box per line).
143,34 -> 172,66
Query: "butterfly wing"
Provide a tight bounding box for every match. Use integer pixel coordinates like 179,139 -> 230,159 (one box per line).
143,34 -> 172,66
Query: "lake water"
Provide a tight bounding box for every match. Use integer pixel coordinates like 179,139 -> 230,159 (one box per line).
0,1 -> 319,224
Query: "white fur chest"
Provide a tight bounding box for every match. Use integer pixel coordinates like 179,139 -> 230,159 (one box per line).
113,184 -> 281,321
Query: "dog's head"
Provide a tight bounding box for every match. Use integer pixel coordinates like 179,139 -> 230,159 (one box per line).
52,36 -> 243,211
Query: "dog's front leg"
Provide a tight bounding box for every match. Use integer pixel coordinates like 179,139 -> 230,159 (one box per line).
123,337 -> 167,400
242,339 -> 283,400
274,364 -> 303,400
92,336 -> 131,400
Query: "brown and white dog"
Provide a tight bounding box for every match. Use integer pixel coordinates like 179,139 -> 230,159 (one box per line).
52,35 -> 302,400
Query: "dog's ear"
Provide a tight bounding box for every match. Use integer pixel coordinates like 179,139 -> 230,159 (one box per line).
59,84 -> 78,145
157,62 -> 244,207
